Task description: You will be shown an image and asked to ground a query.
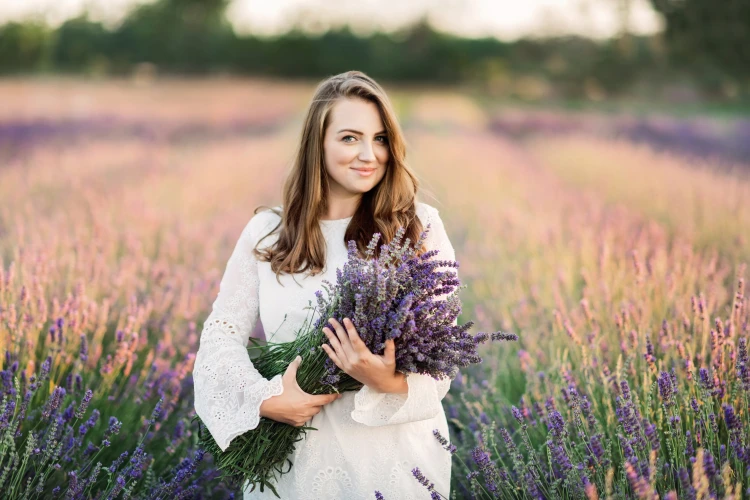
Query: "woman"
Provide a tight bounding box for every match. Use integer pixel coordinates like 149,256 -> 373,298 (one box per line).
193,70 -> 457,499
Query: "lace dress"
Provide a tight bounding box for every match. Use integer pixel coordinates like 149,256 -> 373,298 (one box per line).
192,202 -> 456,500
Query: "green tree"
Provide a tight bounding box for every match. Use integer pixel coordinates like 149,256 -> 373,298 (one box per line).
52,15 -> 111,73
111,0 -> 234,72
650,0 -> 750,82
0,21 -> 50,73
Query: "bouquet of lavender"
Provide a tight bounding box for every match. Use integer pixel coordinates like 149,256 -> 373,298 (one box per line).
196,224 -> 517,496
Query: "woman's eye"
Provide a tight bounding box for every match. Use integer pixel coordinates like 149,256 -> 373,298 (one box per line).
342,135 -> 388,144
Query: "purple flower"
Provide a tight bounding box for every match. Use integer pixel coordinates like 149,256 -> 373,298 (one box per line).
699,368 -> 713,391
42,387 -> 66,419
150,398 -> 163,424
678,467 -> 696,500
79,335 -> 88,361
524,470 -> 544,499
590,433 -> 605,462
690,398 -> 700,413
547,410 -> 568,439
658,371 -> 675,407
685,431 -> 694,458
470,446 -> 499,492
547,440 -> 573,477
708,413 -> 719,434
411,467 -> 439,497
511,405 -> 523,424
738,337 -> 749,390
703,451 -> 716,478
107,451 -> 129,473
40,356 -> 52,381
75,389 -> 93,419
644,423 -> 659,451
620,380 -> 632,401
432,429 -> 456,454
105,416 -> 122,437
722,404 -> 740,431
491,332 -> 518,341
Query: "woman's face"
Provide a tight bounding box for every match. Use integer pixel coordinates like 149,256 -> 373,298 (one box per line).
322,97 -> 389,201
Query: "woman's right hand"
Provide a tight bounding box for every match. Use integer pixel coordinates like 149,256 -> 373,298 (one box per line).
259,355 -> 342,427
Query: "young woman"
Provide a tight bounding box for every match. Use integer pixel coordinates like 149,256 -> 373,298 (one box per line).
193,70 -> 457,499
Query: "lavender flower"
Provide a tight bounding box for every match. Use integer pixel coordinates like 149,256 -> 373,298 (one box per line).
511,405 -> 524,424
150,398 -> 163,424
75,389 -> 93,418
471,446 -> 500,492
738,337 -> 750,390
411,467 -> 441,499
79,334 -> 88,361
699,368 -> 713,392
42,387 -> 66,418
644,422 -> 660,451
703,451 -> 716,478
432,429 -> 456,454
658,371 -> 675,407
678,467 -> 697,500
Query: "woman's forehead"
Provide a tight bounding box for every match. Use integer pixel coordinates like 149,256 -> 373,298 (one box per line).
329,98 -> 384,129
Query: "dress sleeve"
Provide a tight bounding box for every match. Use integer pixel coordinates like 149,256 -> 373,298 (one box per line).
192,214 -> 284,451
350,204 -> 456,427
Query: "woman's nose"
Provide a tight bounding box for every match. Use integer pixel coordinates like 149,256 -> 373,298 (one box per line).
358,143 -> 376,161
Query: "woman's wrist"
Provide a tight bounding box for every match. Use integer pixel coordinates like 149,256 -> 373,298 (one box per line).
378,372 -> 408,394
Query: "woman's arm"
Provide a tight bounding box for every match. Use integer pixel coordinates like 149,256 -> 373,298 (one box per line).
192,214 -> 284,451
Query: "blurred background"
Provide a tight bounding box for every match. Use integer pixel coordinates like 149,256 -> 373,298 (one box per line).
1,1 -> 750,498
1,0 -> 749,106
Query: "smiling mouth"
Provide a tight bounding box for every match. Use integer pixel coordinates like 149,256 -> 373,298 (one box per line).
352,168 -> 376,172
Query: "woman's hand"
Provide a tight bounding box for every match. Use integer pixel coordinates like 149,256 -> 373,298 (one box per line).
259,355 -> 342,427
321,318 -> 406,393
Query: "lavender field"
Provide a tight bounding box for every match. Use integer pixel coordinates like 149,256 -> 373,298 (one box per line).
1,77 -> 749,499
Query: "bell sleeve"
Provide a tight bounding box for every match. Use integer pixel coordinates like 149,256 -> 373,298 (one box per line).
350,203 -> 457,427
192,213 -> 284,451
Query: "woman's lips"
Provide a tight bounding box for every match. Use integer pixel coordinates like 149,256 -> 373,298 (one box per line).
352,168 -> 376,177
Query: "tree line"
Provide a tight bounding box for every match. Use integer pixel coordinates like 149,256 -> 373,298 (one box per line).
0,0 -> 747,100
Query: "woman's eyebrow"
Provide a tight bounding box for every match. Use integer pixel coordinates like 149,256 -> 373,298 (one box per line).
337,128 -> 387,135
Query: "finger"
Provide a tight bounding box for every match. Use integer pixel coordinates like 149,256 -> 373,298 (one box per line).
384,338 -> 396,362
285,355 -> 302,383
323,325 -> 348,364
311,393 -> 340,406
321,344 -> 344,370
343,318 -> 367,351
328,318 -> 355,357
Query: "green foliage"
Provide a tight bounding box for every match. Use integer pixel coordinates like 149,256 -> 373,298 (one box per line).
0,0 -> 747,99
650,0 -> 750,82
0,21 -> 51,73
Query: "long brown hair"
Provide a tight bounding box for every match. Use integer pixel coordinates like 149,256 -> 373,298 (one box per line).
253,70 -> 428,282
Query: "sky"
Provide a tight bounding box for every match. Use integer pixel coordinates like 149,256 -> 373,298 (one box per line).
0,0 -> 664,41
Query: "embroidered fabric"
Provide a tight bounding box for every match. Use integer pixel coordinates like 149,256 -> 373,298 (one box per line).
192,202 -> 457,499
193,216 -> 285,452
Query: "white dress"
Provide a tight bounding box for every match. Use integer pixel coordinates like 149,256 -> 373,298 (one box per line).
193,202 -> 455,500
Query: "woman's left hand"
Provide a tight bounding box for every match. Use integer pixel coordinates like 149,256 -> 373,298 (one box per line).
321,317 -> 404,393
